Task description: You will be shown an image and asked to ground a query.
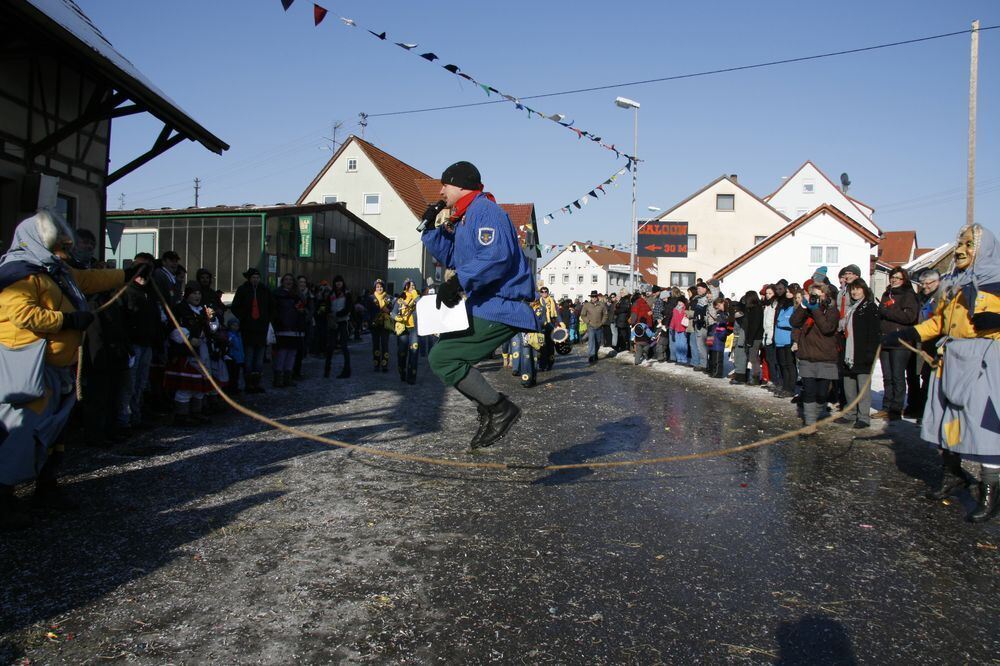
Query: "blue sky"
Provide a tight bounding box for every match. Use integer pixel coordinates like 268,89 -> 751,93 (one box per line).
86,0 -> 997,252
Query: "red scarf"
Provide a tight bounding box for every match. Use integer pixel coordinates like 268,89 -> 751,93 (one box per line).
450,189 -> 494,222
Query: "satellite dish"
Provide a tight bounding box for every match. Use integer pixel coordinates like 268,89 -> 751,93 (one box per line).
840,172 -> 851,193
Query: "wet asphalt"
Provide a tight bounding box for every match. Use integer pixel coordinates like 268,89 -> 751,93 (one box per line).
1,342 -> 999,664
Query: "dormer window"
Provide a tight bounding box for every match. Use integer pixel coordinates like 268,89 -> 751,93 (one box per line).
347,158 -> 358,172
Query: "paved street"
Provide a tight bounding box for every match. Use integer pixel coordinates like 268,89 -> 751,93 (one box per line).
2,343 -> 999,664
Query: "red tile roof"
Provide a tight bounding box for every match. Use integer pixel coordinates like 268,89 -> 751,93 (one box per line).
568,242 -> 657,286
913,247 -> 933,259
297,135 -> 433,217
712,204 -> 881,281
878,230 -> 918,267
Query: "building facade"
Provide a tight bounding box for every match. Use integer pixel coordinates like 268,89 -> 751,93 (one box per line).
652,175 -> 788,289
763,161 -> 880,236
539,242 -> 654,301
297,135 -> 539,293
712,205 -> 880,299
107,203 -> 389,295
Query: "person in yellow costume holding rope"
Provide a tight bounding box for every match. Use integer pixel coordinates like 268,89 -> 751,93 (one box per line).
0,210 -> 146,530
886,223 -> 1000,523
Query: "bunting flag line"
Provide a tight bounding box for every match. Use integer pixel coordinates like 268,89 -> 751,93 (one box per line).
286,1 -> 637,166
540,165 -> 629,225
522,240 -> 643,253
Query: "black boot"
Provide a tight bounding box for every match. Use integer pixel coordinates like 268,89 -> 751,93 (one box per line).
324,360 -> 332,378
473,394 -> 522,450
967,467 -> 1000,523
467,404 -> 492,450
925,450 -> 973,500
337,364 -> 351,379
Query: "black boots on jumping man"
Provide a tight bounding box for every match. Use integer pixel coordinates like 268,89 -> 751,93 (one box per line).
968,467 -> 1000,524
926,450 -> 973,500
468,394 -> 521,451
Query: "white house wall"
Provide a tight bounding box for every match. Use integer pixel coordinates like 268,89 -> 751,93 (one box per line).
767,163 -> 878,235
539,250 -> 607,301
717,211 -> 875,299
655,179 -> 787,288
300,146 -> 423,289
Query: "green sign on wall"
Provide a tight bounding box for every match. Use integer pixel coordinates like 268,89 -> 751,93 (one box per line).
298,215 -> 313,257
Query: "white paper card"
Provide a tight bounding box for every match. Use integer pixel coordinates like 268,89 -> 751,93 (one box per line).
416,296 -> 470,336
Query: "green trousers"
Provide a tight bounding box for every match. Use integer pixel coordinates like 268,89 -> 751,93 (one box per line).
428,317 -> 519,386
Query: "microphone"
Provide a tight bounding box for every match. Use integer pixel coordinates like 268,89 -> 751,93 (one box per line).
416,200 -> 447,232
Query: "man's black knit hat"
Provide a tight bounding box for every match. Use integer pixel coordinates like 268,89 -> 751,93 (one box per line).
441,161 -> 482,190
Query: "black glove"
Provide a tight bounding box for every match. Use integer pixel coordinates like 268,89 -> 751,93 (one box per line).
61,310 -> 95,331
419,200 -> 446,232
124,261 -> 152,282
436,274 -> 462,309
971,311 -> 1000,332
882,326 -> 920,348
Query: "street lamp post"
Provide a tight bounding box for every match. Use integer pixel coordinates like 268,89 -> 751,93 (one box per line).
615,96 -> 640,293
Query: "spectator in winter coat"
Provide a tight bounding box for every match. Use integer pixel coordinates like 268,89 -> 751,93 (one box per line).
732,291 -> 764,384
838,278 -> 880,428
875,267 -> 919,420
691,283 -> 712,370
910,269 -> 942,417
790,282 -> 841,428
119,252 -> 160,432
230,268 -> 273,394
614,292 -> 632,352
271,273 -> 307,388
772,283 -> 797,397
630,292 -> 653,365
580,290 -> 609,364
708,297 -> 729,378
669,296 -> 689,364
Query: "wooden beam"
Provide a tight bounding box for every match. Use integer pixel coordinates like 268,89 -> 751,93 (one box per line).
106,129 -> 186,185
27,89 -> 127,158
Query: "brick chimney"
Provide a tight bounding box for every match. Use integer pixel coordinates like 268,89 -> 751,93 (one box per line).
729,174 -> 738,183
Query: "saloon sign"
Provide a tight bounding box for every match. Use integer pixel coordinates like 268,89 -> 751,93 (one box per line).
637,221 -> 688,257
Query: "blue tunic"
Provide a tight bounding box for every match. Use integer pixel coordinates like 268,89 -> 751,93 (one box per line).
422,193 -> 537,331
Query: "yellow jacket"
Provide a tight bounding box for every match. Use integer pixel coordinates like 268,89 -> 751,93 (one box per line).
0,268 -> 125,366
396,290 -> 418,328
540,295 -> 558,324
915,288 -> 1000,345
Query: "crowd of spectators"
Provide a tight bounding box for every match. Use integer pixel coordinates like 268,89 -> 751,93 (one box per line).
552,262 -> 941,430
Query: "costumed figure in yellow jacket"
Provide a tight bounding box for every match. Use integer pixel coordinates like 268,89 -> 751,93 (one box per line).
0,210 -> 141,530
887,223 -> 1000,523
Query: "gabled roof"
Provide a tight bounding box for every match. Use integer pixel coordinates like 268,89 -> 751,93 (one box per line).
878,230 -> 918,267
6,0 -> 227,155
500,203 -> 539,254
556,242 -> 657,286
712,204 -> 881,281
763,160 -> 880,232
652,174 -> 789,222
297,135 -> 433,216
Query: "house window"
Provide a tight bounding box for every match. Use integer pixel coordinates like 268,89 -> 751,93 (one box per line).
716,194 -> 735,211
687,234 -> 698,251
363,193 -> 380,215
577,275 -> 584,284
347,158 -> 358,172
323,195 -> 338,204
549,274 -> 556,284
826,246 -> 839,264
562,274 -> 569,284
56,194 -> 77,228
802,181 -> 815,194
671,272 -> 696,288
810,246 -> 824,264
388,237 -> 396,261
754,235 -> 768,245
592,274 -> 599,283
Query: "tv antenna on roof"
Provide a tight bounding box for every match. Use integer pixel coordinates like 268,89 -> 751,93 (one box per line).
840,172 -> 851,194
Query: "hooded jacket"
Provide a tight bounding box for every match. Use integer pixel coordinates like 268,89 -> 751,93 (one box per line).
0,213 -> 124,366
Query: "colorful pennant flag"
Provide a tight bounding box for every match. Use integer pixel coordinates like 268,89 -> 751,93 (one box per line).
281,0 -> 294,10
313,3 -> 328,25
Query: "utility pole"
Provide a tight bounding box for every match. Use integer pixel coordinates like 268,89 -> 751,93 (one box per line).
118,193 -> 125,210
194,177 -> 201,208
358,112 -> 368,138
967,19 -> 979,226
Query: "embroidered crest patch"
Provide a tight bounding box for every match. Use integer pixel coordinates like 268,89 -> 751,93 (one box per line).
478,227 -> 495,246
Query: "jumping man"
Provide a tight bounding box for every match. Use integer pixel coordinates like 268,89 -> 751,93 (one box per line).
421,161 -> 537,450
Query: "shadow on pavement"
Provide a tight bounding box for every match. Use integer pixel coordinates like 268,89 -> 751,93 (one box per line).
775,613 -> 857,665
0,438 -> 328,640
533,416 -> 650,486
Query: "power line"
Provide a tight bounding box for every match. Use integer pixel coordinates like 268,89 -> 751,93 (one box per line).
366,25 -> 999,118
